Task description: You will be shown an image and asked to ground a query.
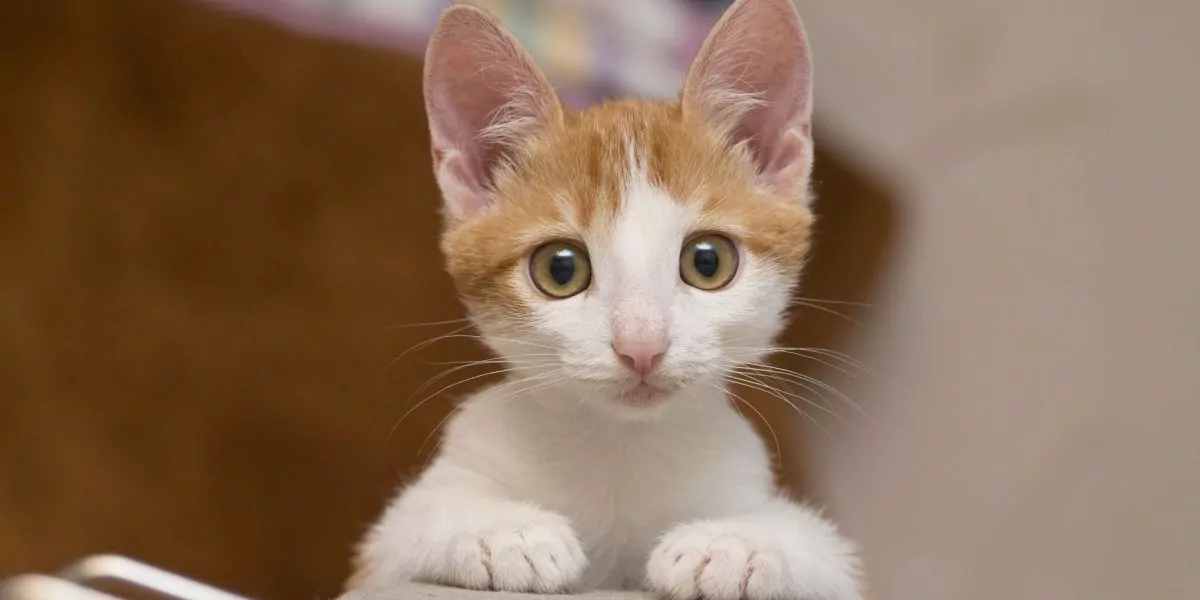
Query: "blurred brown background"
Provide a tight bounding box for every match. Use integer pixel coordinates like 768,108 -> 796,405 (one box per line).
0,0 -> 893,598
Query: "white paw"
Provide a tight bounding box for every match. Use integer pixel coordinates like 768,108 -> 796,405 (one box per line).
647,521 -> 861,600
433,510 -> 588,593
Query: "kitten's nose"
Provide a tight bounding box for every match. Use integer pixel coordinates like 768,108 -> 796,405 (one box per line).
612,336 -> 668,376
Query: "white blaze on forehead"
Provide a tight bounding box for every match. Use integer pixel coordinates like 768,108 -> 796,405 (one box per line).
597,142 -> 693,339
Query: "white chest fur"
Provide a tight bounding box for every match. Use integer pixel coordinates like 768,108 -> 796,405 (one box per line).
429,384 -> 776,588
358,381 -> 861,600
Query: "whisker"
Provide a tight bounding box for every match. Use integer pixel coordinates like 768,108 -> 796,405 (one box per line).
771,347 -> 877,374
427,354 -> 558,366
722,373 -> 831,437
727,371 -> 839,421
411,363 -> 549,411
790,297 -> 872,308
422,367 -> 571,456
388,365 -> 540,441
793,301 -> 862,326
494,374 -> 568,404
737,363 -> 874,425
727,349 -> 855,379
767,347 -> 913,396
733,364 -> 836,411
407,357 -> 548,402
387,324 -> 475,370
405,346 -> 564,406
416,404 -> 463,461
737,362 -> 868,418
717,384 -> 748,421
728,345 -> 893,387
716,383 -> 782,468
416,370 -> 564,461
427,333 -> 560,352
384,317 -> 471,331
387,332 -> 562,375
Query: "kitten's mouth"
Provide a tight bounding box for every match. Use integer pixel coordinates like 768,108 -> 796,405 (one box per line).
619,381 -> 671,407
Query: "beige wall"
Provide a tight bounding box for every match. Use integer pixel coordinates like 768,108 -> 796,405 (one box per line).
794,1 -> 1200,598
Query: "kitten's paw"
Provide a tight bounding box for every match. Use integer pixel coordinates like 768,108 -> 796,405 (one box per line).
435,509 -> 587,593
647,522 -> 861,600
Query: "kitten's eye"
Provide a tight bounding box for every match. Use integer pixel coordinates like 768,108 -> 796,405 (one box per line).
680,234 -> 739,291
529,242 -> 592,299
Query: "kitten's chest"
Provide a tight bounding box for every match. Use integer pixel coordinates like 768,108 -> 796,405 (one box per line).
507,419 -> 768,589
453,391 -> 775,588
529,437 -> 698,587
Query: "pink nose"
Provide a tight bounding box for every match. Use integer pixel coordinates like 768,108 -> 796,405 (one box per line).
612,336 -> 668,376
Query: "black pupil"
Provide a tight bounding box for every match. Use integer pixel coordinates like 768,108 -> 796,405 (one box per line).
549,249 -> 576,286
693,242 -> 719,278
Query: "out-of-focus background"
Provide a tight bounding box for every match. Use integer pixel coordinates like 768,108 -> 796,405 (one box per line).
2,1 -> 1197,600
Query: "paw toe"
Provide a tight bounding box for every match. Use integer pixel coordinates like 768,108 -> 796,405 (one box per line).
441,535 -> 492,590
742,549 -> 788,598
487,534 -> 537,590
648,523 -> 861,600
696,539 -> 751,600
475,521 -> 586,593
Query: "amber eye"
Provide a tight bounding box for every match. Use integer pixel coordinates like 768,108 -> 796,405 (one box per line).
680,234 -> 739,290
529,242 -> 592,299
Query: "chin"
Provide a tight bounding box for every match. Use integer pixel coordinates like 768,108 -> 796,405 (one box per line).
577,380 -> 690,422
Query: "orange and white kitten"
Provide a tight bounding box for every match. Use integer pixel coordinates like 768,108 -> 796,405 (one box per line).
353,1 -> 862,598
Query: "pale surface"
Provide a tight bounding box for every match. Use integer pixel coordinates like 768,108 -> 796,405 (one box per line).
793,1 -> 1200,599
339,586 -> 647,600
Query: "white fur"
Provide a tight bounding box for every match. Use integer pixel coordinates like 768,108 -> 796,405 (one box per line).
354,148 -> 862,599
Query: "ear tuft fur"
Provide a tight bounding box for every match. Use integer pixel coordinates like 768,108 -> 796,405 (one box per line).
423,5 -> 562,217
682,0 -> 815,201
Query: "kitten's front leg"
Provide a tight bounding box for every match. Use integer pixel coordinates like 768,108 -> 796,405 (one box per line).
647,497 -> 862,600
354,486 -> 587,594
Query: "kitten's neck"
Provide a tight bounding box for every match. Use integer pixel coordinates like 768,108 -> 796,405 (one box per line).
510,377 -> 736,424
441,377 -> 766,500
451,376 -> 765,485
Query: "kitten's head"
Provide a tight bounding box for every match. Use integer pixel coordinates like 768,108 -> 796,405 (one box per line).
424,0 -> 815,419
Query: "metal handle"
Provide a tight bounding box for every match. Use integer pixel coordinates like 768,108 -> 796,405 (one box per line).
1,555 -> 249,600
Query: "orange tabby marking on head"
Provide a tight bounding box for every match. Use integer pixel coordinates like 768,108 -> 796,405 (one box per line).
442,100 -> 812,316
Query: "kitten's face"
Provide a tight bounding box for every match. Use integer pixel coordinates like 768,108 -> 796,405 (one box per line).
442,103 -> 811,418
423,0 -> 814,418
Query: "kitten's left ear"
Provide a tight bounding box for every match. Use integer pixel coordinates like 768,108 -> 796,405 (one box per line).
682,0 -> 814,202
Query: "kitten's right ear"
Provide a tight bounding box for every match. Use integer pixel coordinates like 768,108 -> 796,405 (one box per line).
424,5 -> 562,218
683,0 -> 814,202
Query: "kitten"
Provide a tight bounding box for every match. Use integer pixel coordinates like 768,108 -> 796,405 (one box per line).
351,0 -> 863,598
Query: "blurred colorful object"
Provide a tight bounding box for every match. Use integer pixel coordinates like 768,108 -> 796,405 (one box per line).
195,0 -> 732,108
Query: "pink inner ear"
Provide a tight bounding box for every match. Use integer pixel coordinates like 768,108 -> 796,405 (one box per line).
424,6 -> 561,217
762,126 -> 813,200
682,0 -> 814,199
431,148 -> 493,216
